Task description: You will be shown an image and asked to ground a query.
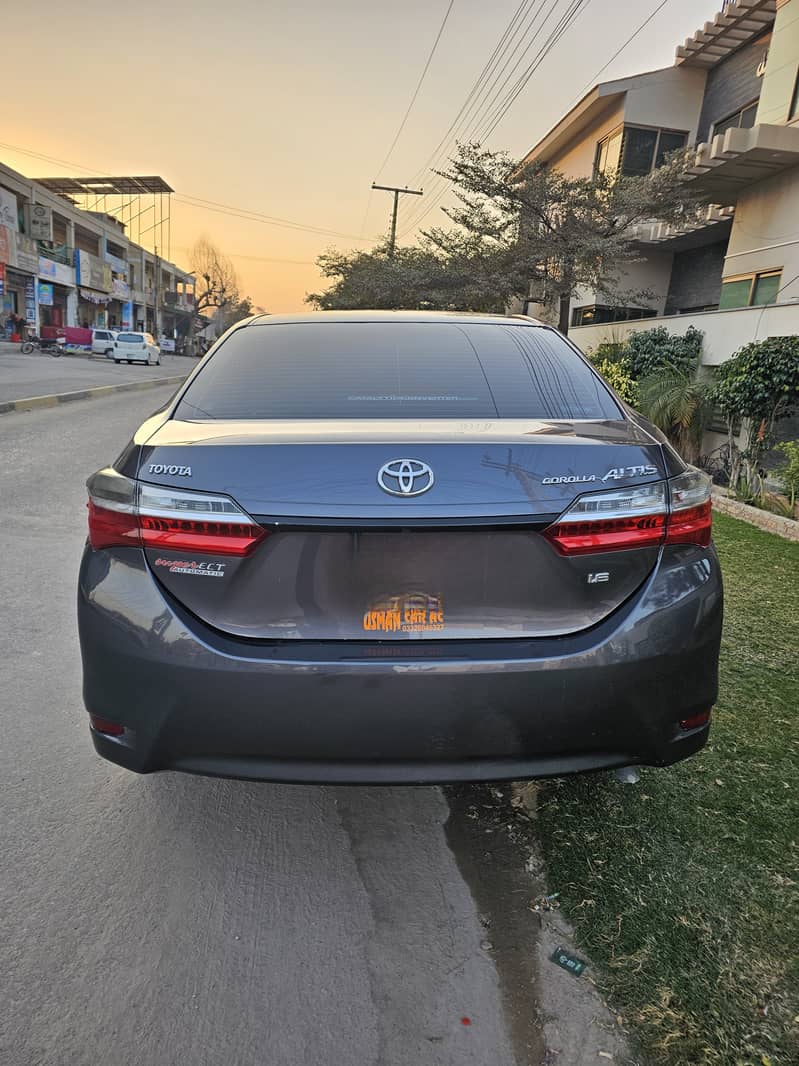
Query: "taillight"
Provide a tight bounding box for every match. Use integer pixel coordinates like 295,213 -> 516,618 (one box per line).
666,469 -> 712,547
544,469 -> 712,555
87,468 -> 265,556
544,482 -> 668,555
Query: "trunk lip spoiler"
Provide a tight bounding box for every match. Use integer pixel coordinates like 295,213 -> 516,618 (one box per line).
247,513 -> 561,532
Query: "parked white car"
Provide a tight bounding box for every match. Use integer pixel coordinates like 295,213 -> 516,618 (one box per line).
113,331 -> 161,366
92,328 -> 118,357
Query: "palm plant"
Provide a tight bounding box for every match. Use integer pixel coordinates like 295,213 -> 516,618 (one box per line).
638,364 -> 712,464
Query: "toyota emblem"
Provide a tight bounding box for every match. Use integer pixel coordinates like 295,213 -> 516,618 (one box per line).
377,458 -> 435,497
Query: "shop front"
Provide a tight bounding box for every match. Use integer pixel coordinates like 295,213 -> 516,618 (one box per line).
0,225 -> 38,335
75,250 -> 112,328
38,279 -> 70,329
38,255 -> 75,329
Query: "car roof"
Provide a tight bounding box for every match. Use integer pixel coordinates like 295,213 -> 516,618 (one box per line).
244,311 -> 545,327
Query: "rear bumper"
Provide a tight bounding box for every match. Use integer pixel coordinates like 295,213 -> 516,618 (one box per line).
78,545 -> 722,783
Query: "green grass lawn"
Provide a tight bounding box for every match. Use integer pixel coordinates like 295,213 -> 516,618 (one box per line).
537,513 -> 799,1066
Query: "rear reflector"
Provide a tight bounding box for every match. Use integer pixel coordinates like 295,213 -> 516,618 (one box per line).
87,468 -> 265,556
545,469 -> 712,555
679,709 -> 711,730
89,714 -> 125,737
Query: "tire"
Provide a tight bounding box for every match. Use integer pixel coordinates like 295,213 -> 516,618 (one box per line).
114,359 -> 121,364
126,360 -> 131,364
52,350 -> 62,358
105,349 -> 113,357
21,342 -> 35,354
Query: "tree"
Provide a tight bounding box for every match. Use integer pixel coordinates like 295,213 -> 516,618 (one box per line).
189,237 -> 241,319
425,142 -> 708,333
712,336 -> 799,498
212,296 -> 257,335
306,240 -> 514,313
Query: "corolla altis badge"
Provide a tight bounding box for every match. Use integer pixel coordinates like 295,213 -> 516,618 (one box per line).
542,464 -> 658,486
378,458 -> 435,497
148,464 -> 192,476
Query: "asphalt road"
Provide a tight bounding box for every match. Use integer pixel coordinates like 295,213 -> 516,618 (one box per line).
0,344 -> 192,403
0,388 -> 521,1066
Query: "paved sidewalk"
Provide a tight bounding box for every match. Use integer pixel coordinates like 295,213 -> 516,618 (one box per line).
0,341 -> 194,406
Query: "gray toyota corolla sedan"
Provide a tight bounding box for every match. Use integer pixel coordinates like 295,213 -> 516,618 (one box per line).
78,312 -> 722,783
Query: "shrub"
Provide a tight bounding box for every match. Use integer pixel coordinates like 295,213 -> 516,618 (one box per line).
624,325 -> 703,379
593,358 -> 639,406
774,441 -> 799,510
712,336 -> 799,497
638,364 -> 712,463
588,340 -> 627,365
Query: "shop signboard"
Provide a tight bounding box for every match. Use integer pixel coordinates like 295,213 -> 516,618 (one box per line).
38,282 -> 54,306
25,276 -> 36,325
105,251 -> 127,274
0,263 -> 5,296
0,186 -> 18,232
90,256 -> 110,291
0,224 -> 11,265
15,235 -> 38,274
122,301 -> 133,329
39,257 -> 74,286
74,249 -> 91,285
24,203 -> 52,241
111,277 -> 131,300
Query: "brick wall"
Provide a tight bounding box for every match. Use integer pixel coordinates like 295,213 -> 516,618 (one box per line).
664,241 -> 727,314
696,33 -> 771,142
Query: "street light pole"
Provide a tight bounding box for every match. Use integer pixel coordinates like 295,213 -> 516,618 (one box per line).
371,184 -> 423,257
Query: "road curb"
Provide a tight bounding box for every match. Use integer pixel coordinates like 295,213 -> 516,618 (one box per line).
0,375 -> 187,416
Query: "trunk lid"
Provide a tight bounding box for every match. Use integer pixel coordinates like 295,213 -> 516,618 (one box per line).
138,417 -> 666,640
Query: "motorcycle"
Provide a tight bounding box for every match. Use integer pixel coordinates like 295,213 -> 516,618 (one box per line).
21,334 -> 66,357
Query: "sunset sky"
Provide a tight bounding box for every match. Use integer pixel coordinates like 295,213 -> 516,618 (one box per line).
3,0 -> 707,311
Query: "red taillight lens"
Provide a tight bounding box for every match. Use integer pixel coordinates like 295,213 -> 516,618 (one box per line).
87,498 -> 140,549
545,481 -> 668,555
545,513 -> 667,554
139,515 -> 264,555
679,709 -> 711,731
86,468 -> 265,556
89,714 -> 125,737
544,469 -> 712,555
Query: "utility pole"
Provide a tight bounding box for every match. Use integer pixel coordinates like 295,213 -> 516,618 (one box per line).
371,184 -> 423,256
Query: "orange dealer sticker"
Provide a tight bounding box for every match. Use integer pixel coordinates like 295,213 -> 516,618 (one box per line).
362,593 -> 444,633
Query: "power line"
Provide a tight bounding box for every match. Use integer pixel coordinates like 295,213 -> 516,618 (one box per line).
405,0 -> 540,191
397,0 -> 549,233
479,0 -> 593,140
0,139 -> 375,245
372,0 -> 457,183
401,0 -> 591,236
173,247 -> 315,265
568,0 -> 672,108
399,0 -> 581,233
173,193 -> 375,242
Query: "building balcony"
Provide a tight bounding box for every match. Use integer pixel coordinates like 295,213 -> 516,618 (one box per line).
634,205 -> 735,248
683,123 -> 799,201
37,241 -> 73,266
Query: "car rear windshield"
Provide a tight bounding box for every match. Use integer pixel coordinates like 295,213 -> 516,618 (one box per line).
173,322 -> 621,421
117,333 -> 142,343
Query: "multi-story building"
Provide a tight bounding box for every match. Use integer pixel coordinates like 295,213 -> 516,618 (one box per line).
518,0 -> 799,368
0,162 -> 195,341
